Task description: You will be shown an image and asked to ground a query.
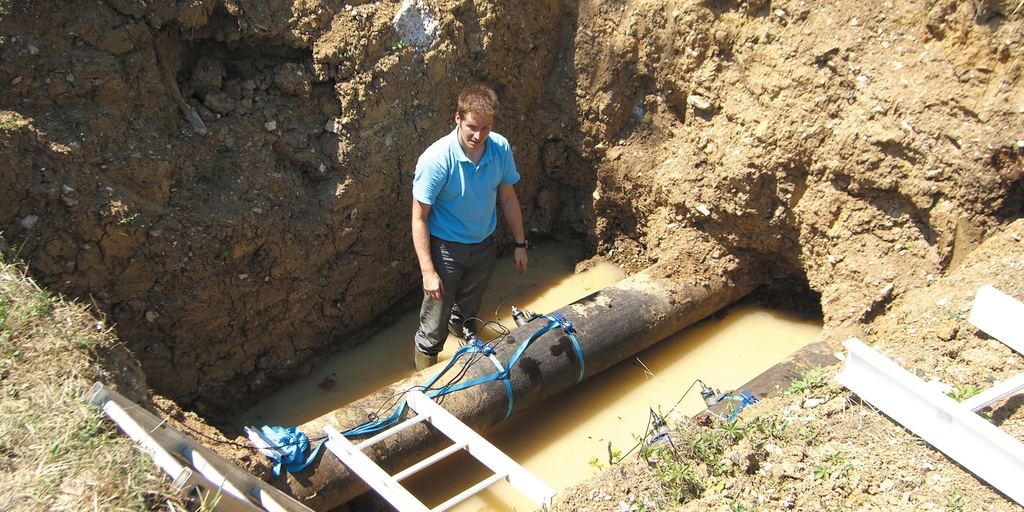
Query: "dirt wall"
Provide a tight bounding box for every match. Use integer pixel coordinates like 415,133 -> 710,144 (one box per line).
1,0 -> 1022,424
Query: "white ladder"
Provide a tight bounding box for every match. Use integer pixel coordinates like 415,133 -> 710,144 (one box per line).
836,285 -> 1024,507
87,383 -> 313,512
323,390 -> 555,512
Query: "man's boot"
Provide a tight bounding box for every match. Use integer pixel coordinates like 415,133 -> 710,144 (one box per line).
415,351 -> 438,371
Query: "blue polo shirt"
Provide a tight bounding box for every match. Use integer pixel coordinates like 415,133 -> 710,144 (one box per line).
412,128 -> 520,243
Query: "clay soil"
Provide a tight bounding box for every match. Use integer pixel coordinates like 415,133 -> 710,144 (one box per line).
2,0 -> 1024,510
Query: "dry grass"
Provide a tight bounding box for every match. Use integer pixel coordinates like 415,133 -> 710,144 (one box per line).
0,256 -> 183,511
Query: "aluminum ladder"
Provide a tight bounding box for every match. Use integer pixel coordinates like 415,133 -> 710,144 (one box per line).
836,285 -> 1024,506
87,382 -> 313,512
323,390 -> 555,512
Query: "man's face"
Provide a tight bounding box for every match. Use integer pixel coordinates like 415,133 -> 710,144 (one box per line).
455,111 -> 494,153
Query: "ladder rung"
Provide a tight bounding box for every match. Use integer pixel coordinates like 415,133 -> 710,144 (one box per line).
393,441 -> 469,482
323,425 -> 430,512
430,472 -> 507,512
356,414 -> 431,451
962,373 -> 1024,412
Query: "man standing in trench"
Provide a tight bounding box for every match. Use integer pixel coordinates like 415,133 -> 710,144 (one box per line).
411,84 -> 528,370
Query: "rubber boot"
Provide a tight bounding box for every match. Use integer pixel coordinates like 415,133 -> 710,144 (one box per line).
415,351 -> 438,371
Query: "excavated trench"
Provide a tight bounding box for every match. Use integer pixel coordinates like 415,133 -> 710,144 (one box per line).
2,0 -> 797,423
3,0 -> 1024,508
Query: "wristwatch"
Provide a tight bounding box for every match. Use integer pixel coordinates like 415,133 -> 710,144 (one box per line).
515,240 -> 529,249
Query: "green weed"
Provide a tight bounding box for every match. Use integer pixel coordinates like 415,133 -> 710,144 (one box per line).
0,119 -> 16,131
948,490 -> 965,511
939,307 -> 968,322
388,40 -> 411,54
785,365 -> 830,395
813,452 -> 852,481
729,502 -> 760,512
720,418 -> 744,441
948,383 -> 983,402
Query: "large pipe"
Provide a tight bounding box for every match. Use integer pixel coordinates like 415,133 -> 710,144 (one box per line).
278,262 -> 759,510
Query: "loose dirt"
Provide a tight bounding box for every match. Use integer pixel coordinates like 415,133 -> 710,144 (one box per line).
2,0 -> 1024,510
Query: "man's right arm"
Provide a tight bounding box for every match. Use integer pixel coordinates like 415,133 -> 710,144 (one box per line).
412,199 -> 443,301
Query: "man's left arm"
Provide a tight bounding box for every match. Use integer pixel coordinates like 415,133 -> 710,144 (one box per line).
497,184 -> 528,275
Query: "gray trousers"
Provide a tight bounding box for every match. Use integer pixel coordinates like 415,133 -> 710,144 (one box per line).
415,235 -> 497,356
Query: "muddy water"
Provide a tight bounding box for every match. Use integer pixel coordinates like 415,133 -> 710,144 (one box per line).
237,241 -> 822,511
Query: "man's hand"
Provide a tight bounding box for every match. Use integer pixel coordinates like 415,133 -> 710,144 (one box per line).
513,247 -> 528,276
422,270 -> 444,301
412,199 -> 444,300
497,184 -> 528,276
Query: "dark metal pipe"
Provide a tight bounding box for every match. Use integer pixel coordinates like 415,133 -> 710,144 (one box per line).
279,263 -> 758,510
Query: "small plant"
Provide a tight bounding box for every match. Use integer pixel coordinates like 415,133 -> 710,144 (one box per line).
0,113 -> 24,131
785,365 -> 830,395
813,462 -> 831,480
609,446 -> 622,462
938,306 -> 968,322
588,455 -> 604,471
388,39 -> 411,54
948,490 -> 966,511
720,418 -> 744,441
729,502 -> 760,512
645,446 -> 702,503
117,212 -> 139,226
797,424 -> 821,445
812,452 -> 853,481
948,383 -> 983,402
634,496 -> 647,512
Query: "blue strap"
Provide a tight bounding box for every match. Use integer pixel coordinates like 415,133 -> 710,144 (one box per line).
247,425 -> 326,476
342,314 -> 586,436
723,390 -> 760,422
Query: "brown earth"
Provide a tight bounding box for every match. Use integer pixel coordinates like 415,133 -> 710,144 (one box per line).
2,0 -> 1024,510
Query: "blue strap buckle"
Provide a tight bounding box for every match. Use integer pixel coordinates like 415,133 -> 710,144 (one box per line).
471,338 -> 495,355
550,313 -> 575,333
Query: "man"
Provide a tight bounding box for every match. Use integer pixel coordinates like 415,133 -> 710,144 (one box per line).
411,84 -> 528,370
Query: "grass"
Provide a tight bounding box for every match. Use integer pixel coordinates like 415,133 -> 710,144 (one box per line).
783,365 -> 832,395
947,383 -> 983,402
0,112 -> 27,132
0,254 -> 183,511
628,371 -> 856,510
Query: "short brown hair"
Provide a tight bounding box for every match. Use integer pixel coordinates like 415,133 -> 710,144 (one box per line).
457,85 -> 500,118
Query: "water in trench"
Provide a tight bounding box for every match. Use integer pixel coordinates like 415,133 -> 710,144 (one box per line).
236,240 -> 822,511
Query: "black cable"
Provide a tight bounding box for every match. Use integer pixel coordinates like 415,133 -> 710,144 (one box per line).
610,379 -> 708,465
611,411 -> 653,464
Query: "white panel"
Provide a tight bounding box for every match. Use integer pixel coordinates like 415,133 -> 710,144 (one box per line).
969,285 -> 1024,352
836,338 -> 1024,507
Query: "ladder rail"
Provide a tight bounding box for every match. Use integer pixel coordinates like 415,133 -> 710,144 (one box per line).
87,382 -> 314,512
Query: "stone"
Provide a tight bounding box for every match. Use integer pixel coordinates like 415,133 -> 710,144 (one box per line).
688,94 -> 714,111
